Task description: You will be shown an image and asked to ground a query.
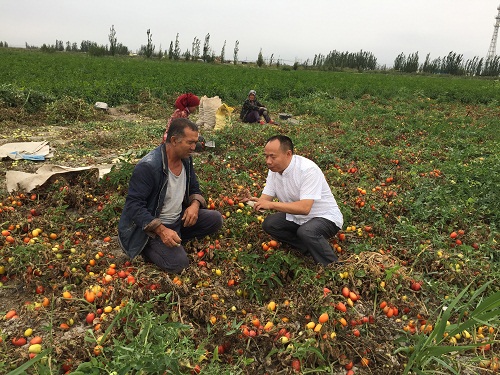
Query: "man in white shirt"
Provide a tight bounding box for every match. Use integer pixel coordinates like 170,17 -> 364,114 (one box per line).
250,135 -> 343,265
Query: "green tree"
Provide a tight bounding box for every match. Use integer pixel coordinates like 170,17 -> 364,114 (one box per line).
192,37 -> 200,61
203,33 -> 211,62
168,41 -> 174,60
109,25 -> 117,56
233,40 -> 239,64
257,49 -> 264,67
144,29 -> 155,58
220,40 -> 226,63
173,33 -> 181,60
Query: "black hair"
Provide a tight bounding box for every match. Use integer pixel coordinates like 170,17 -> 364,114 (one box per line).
266,135 -> 294,154
166,118 -> 198,143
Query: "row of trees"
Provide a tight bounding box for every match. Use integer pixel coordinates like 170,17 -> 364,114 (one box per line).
309,50 -> 378,71
5,24 -> 500,76
0,42 -> 9,48
394,51 -> 500,77
139,30 -> 240,64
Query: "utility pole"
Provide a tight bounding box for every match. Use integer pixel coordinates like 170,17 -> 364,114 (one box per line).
486,4 -> 500,60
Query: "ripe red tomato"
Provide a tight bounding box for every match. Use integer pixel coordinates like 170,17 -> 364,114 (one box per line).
86,313 -> 96,324
12,337 -> 27,346
291,359 -> 301,372
411,281 -> 422,291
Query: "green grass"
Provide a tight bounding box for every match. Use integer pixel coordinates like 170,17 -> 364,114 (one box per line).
1,49 -> 499,107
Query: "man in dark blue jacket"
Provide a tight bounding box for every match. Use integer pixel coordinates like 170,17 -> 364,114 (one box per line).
118,118 -> 223,273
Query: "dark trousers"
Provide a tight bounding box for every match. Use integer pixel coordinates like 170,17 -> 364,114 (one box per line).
244,108 -> 271,123
262,212 -> 340,265
142,209 -> 223,273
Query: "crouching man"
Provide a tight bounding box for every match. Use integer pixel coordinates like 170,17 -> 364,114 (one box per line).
250,135 -> 343,265
118,118 -> 223,273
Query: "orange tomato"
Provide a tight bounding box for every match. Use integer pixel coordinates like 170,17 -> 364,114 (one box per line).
5,310 -> 17,319
318,312 -> 329,324
94,345 -> 103,355
30,336 -> 42,345
341,287 -> 350,298
106,268 -> 116,276
335,302 -> 347,313
269,240 -> 278,248
386,307 -> 394,318
85,291 -> 96,303
62,291 -> 72,299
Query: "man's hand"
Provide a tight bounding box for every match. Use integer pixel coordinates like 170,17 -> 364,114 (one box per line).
155,225 -> 182,247
249,196 -> 314,215
249,196 -> 273,211
182,201 -> 200,227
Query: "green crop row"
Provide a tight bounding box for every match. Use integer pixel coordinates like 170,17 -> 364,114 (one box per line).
1,49 -> 499,107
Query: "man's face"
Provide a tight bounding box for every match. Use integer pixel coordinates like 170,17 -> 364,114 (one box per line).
248,94 -> 256,101
172,128 -> 198,158
264,139 -> 292,173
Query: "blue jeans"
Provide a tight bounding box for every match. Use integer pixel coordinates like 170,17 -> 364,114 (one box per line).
262,212 -> 340,265
142,209 -> 223,273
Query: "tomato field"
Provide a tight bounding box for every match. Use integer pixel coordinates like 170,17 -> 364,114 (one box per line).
0,49 -> 499,374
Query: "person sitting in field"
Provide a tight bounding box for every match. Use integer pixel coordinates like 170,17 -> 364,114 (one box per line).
240,90 -> 275,124
163,93 -> 204,151
119,118 -> 223,274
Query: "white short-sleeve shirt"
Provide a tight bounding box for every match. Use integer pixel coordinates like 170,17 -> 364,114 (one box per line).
262,155 -> 343,228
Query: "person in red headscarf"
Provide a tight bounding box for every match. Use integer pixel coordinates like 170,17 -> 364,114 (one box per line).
163,93 -> 200,143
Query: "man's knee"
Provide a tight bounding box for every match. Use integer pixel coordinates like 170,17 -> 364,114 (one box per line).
207,210 -> 223,232
296,224 -> 320,242
262,215 -> 275,234
155,255 -> 189,274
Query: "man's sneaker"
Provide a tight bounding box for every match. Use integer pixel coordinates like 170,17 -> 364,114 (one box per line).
268,120 -> 276,124
259,120 -> 265,125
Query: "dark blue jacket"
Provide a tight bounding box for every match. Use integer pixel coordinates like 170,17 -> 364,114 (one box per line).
118,144 -> 205,259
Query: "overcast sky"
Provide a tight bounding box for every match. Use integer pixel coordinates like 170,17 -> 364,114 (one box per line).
1,1 -> 499,67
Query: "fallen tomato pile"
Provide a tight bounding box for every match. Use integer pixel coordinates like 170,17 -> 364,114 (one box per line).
0,183 -> 497,374
0,94 -> 499,374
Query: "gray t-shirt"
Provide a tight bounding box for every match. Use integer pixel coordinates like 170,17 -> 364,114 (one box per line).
159,166 -> 186,224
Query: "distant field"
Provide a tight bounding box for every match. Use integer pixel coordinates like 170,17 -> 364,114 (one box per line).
0,48 -> 499,106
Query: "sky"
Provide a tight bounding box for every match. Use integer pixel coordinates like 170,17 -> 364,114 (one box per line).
1,1 -> 499,67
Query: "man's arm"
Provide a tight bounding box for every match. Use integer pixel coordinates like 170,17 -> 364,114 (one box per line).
251,194 -> 314,215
